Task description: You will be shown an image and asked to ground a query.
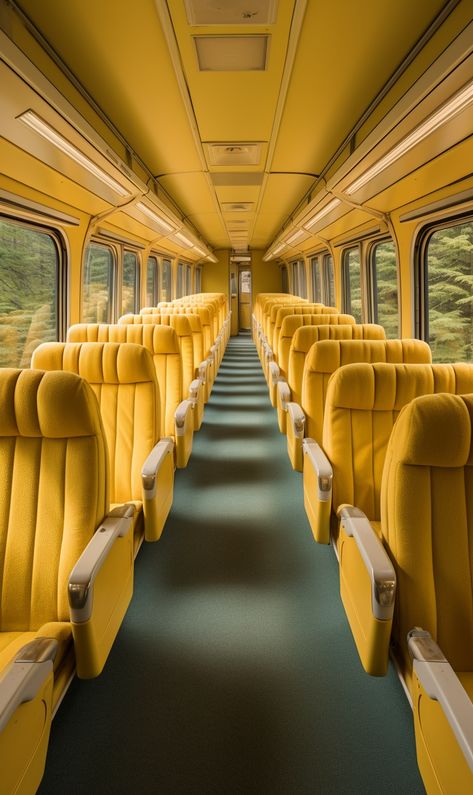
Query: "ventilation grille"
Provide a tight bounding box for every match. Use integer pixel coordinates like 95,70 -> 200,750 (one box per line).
221,202 -> 254,212
185,0 -> 278,26
194,36 -> 269,71
205,142 -> 262,166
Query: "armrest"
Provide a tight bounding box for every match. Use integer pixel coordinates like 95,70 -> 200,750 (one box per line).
68,504 -> 134,623
175,398 -> 194,431
408,629 -> 473,774
302,439 -> 332,502
268,361 -> 281,387
263,342 -> 273,363
198,360 -> 208,382
0,639 -> 57,733
277,380 -> 291,412
287,402 -> 305,436
338,505 -> 396,620
210,343 -> 218,358
189,378 -> 202,401
142,438 -> 174,499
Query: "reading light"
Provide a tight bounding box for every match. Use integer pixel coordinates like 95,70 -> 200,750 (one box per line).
285,229 -> 306,245
135,201 -> 174,233
346,79 -> 473,195
304,198 -> 341,230
19,110 -> 131,197
174,231 -> 194,248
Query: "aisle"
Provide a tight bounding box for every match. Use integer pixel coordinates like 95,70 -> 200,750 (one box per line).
39,333 -> 424,794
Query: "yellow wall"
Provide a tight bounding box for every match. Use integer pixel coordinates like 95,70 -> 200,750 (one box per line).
202,249 -> 230,297
251,251 -> 282,306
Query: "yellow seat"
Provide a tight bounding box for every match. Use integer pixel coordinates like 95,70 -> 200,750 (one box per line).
311,362 -> 473,677
0,368 -> 134,794
67,324 -> 194,469
271,303 -> 339,359
381,393 -> 473,794
32,341 -> 175,543
287,338 -> 431,471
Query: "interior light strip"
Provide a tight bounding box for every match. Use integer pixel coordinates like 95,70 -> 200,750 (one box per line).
285,228 -> 306,245
174,231 -> 194,248
19,110 -> 131,197
135,201 -> 174,233
304,198 -> 341,230
346,79 -> 473,195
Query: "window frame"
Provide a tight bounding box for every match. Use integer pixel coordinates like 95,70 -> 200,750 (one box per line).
185,263 -> 192,295
322,252 -> 335,307
342,245 -> 362,320
121,248 -> 140,315
146,254 -> 160,307
161,258 -> 172,302
310,255 -> 322,303
291,259 -> 307,298
195,266 -> 202,293
368,237 -> 400,336
82,239 -> 116,323
176,261 -> 184,299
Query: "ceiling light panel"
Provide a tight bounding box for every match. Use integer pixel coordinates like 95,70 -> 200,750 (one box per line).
205,142 -> 262,167
135,201 -> 174,233
221,202 -> 254,212
304,198 -> 342,230
185,0 -> 278,25
194,36 -> 269,71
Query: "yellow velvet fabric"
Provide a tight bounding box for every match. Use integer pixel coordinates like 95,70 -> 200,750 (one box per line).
278,315 -> 363,376
271,304 -> 340,352
0,369 -> 107,634
324,362 -> 473,528
67,323 -> 182,439
302,339 -> 432,442
32,342 -> 160,503
381,392 -> 473,679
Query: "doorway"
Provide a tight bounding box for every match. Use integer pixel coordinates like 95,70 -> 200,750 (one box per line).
238,269 -> 251,330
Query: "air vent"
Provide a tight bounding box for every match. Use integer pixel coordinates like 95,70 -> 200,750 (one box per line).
212,173 -> 263,186
205,142 -> 262,166
194,36 -> 269,71
221,202 -> 254,212
185,0 -> 277,25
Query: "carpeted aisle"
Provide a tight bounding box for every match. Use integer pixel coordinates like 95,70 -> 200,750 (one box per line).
39,332 -> 425,794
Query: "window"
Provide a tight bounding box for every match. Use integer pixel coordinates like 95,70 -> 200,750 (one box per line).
342,247 -> 362,321
146,256 -> 159,306
311,257 -> 322,302
281,265 -> 288,293
176,262 -> 184,298
0,217 -> 62,367
161,259 -> 171,302
83,243 -> 114,324
422,218 -> 473,362
371,241 -> 399,337
323,254 -> 335,306
122,250 -> 139,315
292,260 -> 307,298
186,264 -> 192,295
195,267 -> 202,293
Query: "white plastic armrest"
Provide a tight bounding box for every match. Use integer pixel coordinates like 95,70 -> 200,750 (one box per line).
337,505 -> 396,621
189,378 -> 202,401
302,438 -> 333,502
408,629 -> 473,774
0,638 -> 58,733
142,437 -> 174,499
198,360 -> 208,382
68,504 -> 134,623
264,343 -> 273,362
268,361 -> 281,386
175,398 -> 194,431
277,380 -> 291,412
210,344 -> 218,358
287,402 -> 305,437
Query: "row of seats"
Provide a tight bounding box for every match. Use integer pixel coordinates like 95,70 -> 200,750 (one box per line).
0,292 -> 230,795
254,292 -> 473,794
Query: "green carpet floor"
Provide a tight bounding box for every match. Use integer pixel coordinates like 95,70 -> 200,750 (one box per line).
39,332 -> 425,794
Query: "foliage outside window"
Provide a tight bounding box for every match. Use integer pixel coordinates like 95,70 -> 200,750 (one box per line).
425,220 -> 473,362
371,241 -> 399,337
311,257 -> 322,302
122,251 -> 139,315
186,264 -> 192,295
161,259 -> 171,302
342,247 -> 362,321
146,256 -> 159,306
82,243 -> 114,323
323,254 -> 335,307
0,217 -> 59,366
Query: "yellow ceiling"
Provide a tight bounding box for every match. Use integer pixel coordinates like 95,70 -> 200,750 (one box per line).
11,0 -> 452,250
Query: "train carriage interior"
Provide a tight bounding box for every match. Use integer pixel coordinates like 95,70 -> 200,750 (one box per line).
1,0 -> 473,793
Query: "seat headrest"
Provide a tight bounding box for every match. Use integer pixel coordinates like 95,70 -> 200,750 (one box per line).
32,342 -> 157,385
170,315 -> 192,335
305,339 -> 431,374
0,368 -> 102,438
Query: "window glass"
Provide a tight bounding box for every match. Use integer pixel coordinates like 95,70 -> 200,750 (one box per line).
176,263 -> 184,298
292,261 -> 299,295
281,266 -> 288,293
83,243 -> 114,323
122,251 -> 138,315
0,217 -> 59,366
161,259 -> 171,302
342,248 -> 362,321
425,220 -> 473,362
195,267 -> 202,293
186,264 -> 192,295
146,256 -> 159,306
311,257 -> 322,302
292,260 -> 307,298
371,241 -> 398,337
323,254 -> 335,306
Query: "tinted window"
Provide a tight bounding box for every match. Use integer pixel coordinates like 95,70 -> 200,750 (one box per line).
176,263 -> 184,298
323,254 -> 335,306
371,241 -> 398,337
122,251 -> 139,314
146,256 -> 159,306
342,247 -> 362,321
186,264 -> 192,295
83,243 -> 114,323
161,259 -> 171,302
311,257 -> 322,302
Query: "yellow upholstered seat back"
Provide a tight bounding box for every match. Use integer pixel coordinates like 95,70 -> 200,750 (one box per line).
67,323 -> 182,439
287,318 -> 356,404
381,392 -> 473,680
262,297 -> 307,339
302,339 -> 432,441
32,342 -> 160,504
272,304 -> 339,352
0,368 -> 107,630
279,314 -> 362,377
324,362 -> 473,525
